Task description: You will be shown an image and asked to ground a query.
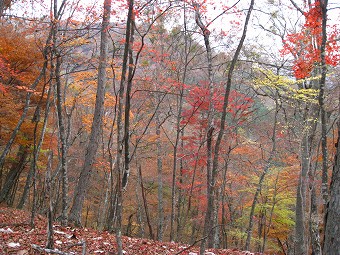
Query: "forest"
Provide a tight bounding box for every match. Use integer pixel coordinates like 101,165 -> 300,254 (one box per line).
0,0 -> 339,254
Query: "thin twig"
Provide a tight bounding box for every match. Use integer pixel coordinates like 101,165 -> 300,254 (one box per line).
31,244 -> 72,255
173,235 -> 208,255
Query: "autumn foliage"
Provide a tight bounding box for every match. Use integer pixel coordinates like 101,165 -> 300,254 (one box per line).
281,2 -> 339,79
0,0 -> 339,255
0,24 -> 46,147
0,206 -> 263,255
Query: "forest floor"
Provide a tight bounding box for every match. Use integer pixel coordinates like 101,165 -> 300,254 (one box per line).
0,206 -> 259,255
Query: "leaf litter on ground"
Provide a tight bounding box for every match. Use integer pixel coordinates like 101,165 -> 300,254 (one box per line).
0,206 -> 261,255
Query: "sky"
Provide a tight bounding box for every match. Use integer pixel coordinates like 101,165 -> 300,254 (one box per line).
5,0 -> 340,64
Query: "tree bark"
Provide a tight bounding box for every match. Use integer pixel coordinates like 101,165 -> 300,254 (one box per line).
156,114 -> 164,241
122,13 -> 135,190
17,77 -> 53,210
198,0 -> 255,252
55,52 -> 69,226
323,107 -> 340,254
318,0 -> 329,248
45,151 -> 54,249
192,1 -> 215,250
69,0 -> 111,226
114,1 -> 134,254
0,0 -> 68,171
294,129 -> 310,255
0,145 -> 28,204
138,165 -> 154,240
310,178 -> 322,255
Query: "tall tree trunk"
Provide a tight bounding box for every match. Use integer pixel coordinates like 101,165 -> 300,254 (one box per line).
295,130 -> 310,254
69,0 -> 111,226
318,0 -> 329,248
122,11 -> 135,190
169,2 -> 187,242
192,1 -> 215,249
295,1 -> 328,252
156,115 -> 164,241
169,86 -> 184,242
55,52 -> 68,226
50,0 -> 69,227
323,104 -> 340,254
198,0 -> 254,252
295,103 -> 318,254
114,1 -> 134,254
169,84 -> 185,241
323,0 -> 338,241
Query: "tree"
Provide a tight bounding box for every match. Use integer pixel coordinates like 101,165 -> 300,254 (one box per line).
281,1 -> 339,253
1,1 -> 339,254
69,0 -> 112,226
324,106 -> 340,254
193,0 -> 255,252
0,23 -> 46,205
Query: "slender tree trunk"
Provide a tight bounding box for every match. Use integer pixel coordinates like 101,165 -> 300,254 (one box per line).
122,11 -> 135,189
257,209 -> 264,252
169,2 -> 188,242
0,71 -> 47,170
176,146 -> 184,242
135,176 -> 145,238
213,187 -> 221,248
106,182 -> 118,231
49,0 -> 69,227
170,93 -> 184,241
156,115 -> 164,241
0,145 -> 28,203
114,1 -> 134,254
46,151 -> 54,249
0,0 -> 67,169
262,172 -> 279,253
17,78 -> 52,210
221,159 -> 230,249
192,1 -> 214,250
245,99 -> 278,251
17,0 -> 66,211
138,165 -> 154,240
30,108 -> 41,227
69,0 -> 111,226
198,0 -> 255,252
55,52 -> 68,226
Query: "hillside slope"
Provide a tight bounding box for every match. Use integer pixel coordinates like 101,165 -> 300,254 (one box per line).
0,206 -> 259,255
